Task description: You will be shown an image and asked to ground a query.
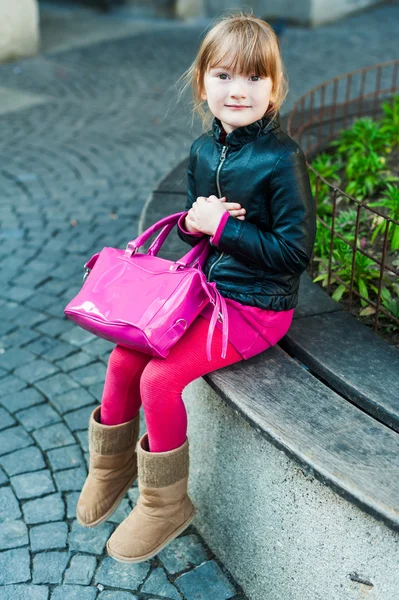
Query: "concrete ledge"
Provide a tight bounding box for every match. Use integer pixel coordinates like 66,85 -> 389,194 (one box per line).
185,376 -> 399,600
0,0 -> 39,64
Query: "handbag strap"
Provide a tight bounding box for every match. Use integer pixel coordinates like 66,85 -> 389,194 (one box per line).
200,279 -> 229,361
127,210 -> 212,269
126,211 -> 228,359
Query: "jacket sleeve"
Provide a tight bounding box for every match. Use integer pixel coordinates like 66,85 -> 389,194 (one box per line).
214,147 -> 316,274
177,141 -> 207,248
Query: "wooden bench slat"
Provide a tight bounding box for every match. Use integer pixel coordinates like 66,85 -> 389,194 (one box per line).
281,311 -> 399,432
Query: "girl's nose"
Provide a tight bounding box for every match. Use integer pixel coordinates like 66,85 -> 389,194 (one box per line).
229,83 -> 247,98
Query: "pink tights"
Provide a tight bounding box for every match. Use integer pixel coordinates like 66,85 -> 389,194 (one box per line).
100,316 -> 243,452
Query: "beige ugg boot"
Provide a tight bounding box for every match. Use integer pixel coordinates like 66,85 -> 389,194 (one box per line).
106,432 -> 197,563
76,405 -> 140,528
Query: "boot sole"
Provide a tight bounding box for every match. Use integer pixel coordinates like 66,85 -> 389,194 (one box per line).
76,470 -> 138,528
106,507 -> 197,563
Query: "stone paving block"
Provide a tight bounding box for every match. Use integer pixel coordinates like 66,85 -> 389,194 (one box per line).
16,403 -> 61,432
47,444 -> 85,471
0,547 -> 30,585
23,492 -> 65,524
69,520 -> 114,555
63,553 -> 97,585
43,340 -> 78,362
63,404 -> 97,431
0,426 -> 34,456
13,358 -> 59,383
0,327 -> 40,350
30,521 -> 69,552
32,423 -> 76,451
1,285 -> 35,303
0,520 -> 29,550
0,375 -> 26,398
32,551 -> 71,584
44,300 -> 70,319
51,263 -> 82,281
108,498 -> 131,524
0,467 -> 7,484
11,469 -> 55,500
16,307 -> 46,328
24,336 -> 59,357
0,348 -> 36,372
35,318 -> 74,339
60,327 -> 97,347
34,373 -> 80,398
26,291 -> 57,311
83,338 -> 114,357
65,492 -> 79,519
0,445 -> 46,476
0,406 -> 16,430
127,488 -> 139,506
50,586 -> 98,600
141,566 -> 181,600
98,593 -> 138,599
1,387 -> 45,412
87,382 -> 105,402
159,533 -> 209,575
55,351 -> 94,374
94,556 -> 150,591
54,466 -> 87,492
0,487 -> 22,522
75,430 -> 89,452
13,270 -> 48,289
174,560 -> 238,600
0,584 -> 49,600
69,363 -> 106,387
50,388 -> 96,415
37,279 -> 68,295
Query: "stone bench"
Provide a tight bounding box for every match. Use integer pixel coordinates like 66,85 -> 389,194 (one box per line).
139,155 -> 399,600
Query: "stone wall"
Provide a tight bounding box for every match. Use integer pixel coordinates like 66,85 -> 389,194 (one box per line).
0,0 -> 39,63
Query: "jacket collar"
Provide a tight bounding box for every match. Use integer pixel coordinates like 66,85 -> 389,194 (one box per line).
211,111 -> 280,149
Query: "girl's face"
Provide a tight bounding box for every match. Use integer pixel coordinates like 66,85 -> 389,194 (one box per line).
200,60 -> 274,135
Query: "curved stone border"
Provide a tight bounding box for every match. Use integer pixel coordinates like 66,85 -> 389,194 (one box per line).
141,151 -> 399,531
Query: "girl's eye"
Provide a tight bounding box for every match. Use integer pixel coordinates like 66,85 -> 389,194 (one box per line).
216,73 -> 261,81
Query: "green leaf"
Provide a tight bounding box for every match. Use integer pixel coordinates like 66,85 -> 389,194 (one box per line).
332,284 -> 347,302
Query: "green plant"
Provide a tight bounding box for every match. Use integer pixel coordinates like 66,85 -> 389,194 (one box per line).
344,150 -> 397,200
329,117 -> 389,157
313,239 -> 381,306
309,154 -> 342,217
367,183 -> 399,250
313,218 -> 332,259
380,94 -> 399,147
359,286 -> 399,321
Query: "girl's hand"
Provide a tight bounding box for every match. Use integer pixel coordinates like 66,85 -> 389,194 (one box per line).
187,196 -> 227,236
208,195 -> 246,221
185,195 -> 246,234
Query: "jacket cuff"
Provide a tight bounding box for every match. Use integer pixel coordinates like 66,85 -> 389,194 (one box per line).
177,212 -> 204,237
210,211 -> 230,247
213,213 -> 243,253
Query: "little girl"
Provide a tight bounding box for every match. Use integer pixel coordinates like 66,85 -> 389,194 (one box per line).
76,10 -> 316,564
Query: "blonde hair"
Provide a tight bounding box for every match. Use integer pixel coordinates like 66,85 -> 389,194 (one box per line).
176,9 -> 289,133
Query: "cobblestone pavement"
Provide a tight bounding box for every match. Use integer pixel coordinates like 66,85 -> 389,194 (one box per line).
0,2 -> 399,598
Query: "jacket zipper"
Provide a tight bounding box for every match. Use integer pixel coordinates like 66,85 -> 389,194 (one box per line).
207,145 -> 228,282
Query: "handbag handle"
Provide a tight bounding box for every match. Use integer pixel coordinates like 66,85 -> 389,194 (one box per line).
126,211 -> 210,269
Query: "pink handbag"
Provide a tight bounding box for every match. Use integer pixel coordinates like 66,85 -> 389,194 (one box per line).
64,211 -> 228,361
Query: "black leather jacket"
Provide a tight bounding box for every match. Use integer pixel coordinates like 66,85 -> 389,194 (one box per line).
177,112 -> 316,311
